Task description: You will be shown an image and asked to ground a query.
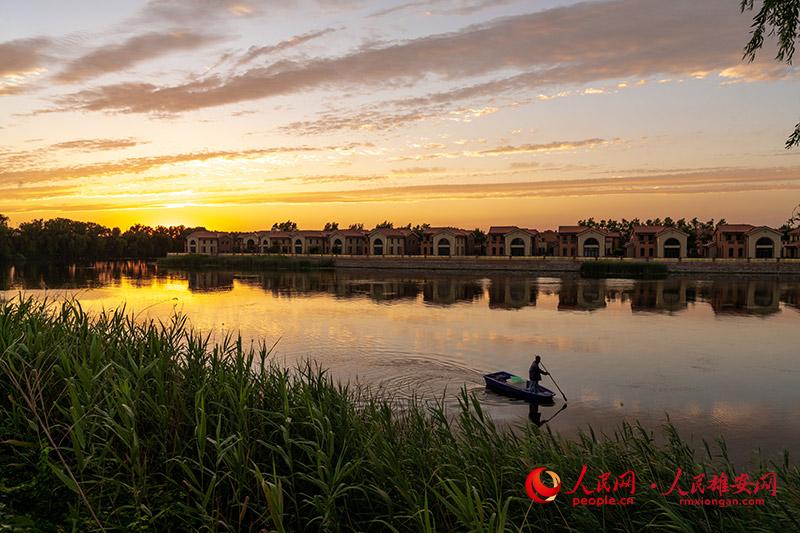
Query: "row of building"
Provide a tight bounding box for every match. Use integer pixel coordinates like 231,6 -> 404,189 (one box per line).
186,224 -> 800,259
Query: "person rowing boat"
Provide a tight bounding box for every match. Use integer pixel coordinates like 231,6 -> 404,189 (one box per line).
528,355 -> 549,393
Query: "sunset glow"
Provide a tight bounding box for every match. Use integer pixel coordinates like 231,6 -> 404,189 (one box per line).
2,0 -> 799,230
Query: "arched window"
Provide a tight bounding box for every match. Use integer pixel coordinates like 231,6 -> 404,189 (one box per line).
332,239 -> 343,254
189,239 -> 197,253
755,237 -> 774,258
373,238 -> 384,255
583,237 -> 600,257
510,237 -> 525,256
246,239 -> 256,253
663,237 -> 681,258
294,239 -> 303,254
437,238 -> 451,256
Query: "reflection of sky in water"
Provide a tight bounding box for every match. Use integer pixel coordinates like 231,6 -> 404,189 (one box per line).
2,262 -> 799,465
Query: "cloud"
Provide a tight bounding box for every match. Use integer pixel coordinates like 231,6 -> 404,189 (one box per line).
54,31 -> 224,83
370,0 -> 517,18
391,167 -> 447,175
0,144 -> 364,185
0,38 -> 50,77
50,138 -> 146,151
393,138 -> 611,161
472,138 -> 611,157
52,0 -> 767,115
274,174 -> 387,183
235,28 -> 338,67
134,0 -> 266,25
176,166 -> 800,205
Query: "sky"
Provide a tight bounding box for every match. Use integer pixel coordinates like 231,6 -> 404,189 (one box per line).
1,0 -> 799,231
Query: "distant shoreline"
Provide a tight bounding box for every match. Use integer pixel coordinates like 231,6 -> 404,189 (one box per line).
159,253 -> 800,275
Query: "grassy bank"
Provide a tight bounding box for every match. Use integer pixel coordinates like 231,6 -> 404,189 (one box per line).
0,300 -> 797,531
580,260 -> 669,279
157,253 -> 335,271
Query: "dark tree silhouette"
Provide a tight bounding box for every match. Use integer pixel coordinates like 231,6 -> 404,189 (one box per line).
741,0 -> 800,147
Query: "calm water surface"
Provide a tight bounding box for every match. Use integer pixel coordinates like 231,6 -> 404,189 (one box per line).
3,261 -> 799,465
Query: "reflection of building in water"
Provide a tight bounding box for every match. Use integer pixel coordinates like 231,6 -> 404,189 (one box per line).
187,271 -> 234,292
422,278 -> 483,305
630,280 -> 690,313
344,279 -> 421,302
557,279 -> 607,310
780,284 -> 800,310
488,277 -> 537,309
710,280 -> 780,315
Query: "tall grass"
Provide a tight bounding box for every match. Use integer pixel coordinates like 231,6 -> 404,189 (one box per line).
0,298 -> 797,531
157,254 -> 335,271
580,260 -> 669,279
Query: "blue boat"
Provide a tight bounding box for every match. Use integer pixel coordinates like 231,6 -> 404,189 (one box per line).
483,371 -> 557,402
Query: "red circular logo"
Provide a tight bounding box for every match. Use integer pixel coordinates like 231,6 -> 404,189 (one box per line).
525,467 -> 562,503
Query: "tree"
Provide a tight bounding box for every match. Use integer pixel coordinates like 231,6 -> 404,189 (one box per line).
787,203 -> 800,228
323,222 -> 339,231
272,220 -> 298,232
411,223 -> 430,240
375,220 -> 394,229
348,223 -> 365,231
741,0 -> 800,147
471,228 -> 487,255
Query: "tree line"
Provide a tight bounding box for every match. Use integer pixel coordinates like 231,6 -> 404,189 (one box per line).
0,215 -> 199,263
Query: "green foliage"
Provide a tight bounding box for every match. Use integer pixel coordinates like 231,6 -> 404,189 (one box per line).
0,298 -> 797,531
0,215 -> 195,263
272,221 -> 299,232
740,0 -> 800,148
580,260 -> 669,279
157,254 -> 335,271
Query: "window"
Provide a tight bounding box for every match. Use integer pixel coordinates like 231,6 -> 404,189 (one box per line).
755,237 -> 774,258
510,237 -> 525,256
373,238 -> 384,255
332,239 -> 343,254
294,239 -> 303,254
663,238 -> 681,258
583,237 -> 600,257
437,238 -> 451,256
640,247 -> 645,257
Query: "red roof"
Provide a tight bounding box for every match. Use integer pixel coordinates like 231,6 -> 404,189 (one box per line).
716,224 -> 755,233
329,230 -> 367,238
370,228 -> 416,238
631,225 -> 666,234
187,230 -> 220,238
266,231 -> 294,238
488,226 -> 537,235
558,225 -> 606,235
296,230 -> 327,238
488,226 -> 518,234
424,226 -> 471,236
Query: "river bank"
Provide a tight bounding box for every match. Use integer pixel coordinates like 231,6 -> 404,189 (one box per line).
162,253 -> 800,275
0,298 -> 797,531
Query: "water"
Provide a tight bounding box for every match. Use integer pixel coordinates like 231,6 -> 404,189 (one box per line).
3,261 -> 799,465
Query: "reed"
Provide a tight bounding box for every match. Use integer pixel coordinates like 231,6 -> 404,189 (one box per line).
157,254 -> 335,271
0,298 -> 796,531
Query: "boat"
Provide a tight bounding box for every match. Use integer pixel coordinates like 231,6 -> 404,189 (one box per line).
483,371 -> 557,402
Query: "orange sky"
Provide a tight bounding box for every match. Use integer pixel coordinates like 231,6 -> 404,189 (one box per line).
1,0 -> 799,231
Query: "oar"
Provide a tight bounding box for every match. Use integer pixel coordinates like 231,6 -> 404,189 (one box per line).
540,363 -> 568,402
